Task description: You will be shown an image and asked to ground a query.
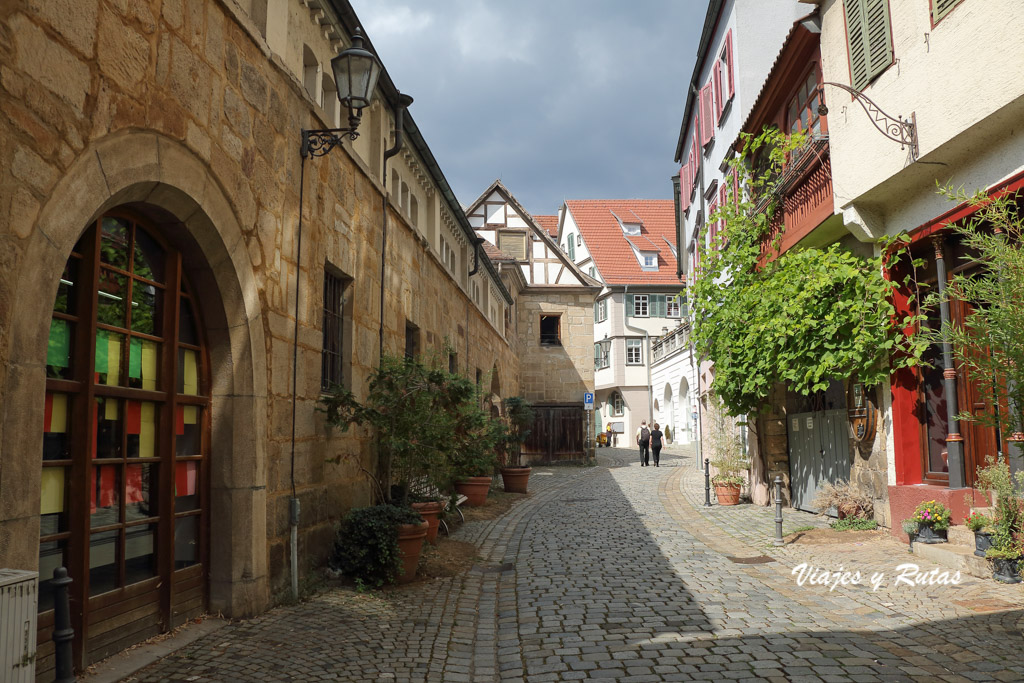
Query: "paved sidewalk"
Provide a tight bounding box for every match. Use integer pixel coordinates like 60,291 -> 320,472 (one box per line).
123,449 -> 1024,682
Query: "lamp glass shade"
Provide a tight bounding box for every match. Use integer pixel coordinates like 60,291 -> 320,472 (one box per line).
331,37 -> 382,113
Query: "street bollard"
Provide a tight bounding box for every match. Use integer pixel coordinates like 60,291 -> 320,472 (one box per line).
773,475 -> 785,547
53,566 -> 77,683
704,458 -> 712,507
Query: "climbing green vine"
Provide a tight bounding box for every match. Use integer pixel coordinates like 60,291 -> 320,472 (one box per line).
690,128 -> 927,416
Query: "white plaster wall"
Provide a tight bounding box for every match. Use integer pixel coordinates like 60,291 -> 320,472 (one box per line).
679,0 -> 808,277
820,0 -> 1024,216
651,349 -> 697,445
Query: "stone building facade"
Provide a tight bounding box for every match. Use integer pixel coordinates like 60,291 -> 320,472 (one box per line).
0,0 -> 529,675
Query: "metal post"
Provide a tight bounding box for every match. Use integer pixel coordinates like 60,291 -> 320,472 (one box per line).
773,476 -> 785,546
52,567 -> 76,683
933,236 -> 966,489
704,458 -> 712,507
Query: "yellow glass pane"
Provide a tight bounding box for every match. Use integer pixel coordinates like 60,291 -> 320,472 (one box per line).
40,468 -> 65,515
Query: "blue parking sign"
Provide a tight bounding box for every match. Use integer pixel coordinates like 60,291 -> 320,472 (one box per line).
584,392 -> 594,408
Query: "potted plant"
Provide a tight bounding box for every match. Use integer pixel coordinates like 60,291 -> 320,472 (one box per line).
330,504 -> 426,586
496,397 -> 534,494
448,388 -> 499,506
811,481 -> 874,520
964,511 -> 994,558
986,538 -> 1023,584
911,500 -> 951,544
710,451 -> 747,505
901,519 -> 919,551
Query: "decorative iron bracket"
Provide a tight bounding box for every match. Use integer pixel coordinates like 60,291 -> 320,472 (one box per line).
817,81 -> 918,161
300,117 -> 363,159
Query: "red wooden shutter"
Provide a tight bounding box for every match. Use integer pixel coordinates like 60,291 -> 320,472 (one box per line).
725,30 -> 735,100
713,61 -> 723,123
680,166 -> 690,212
700,84 -> 714,145
731,167 -> 740,203
708,197 -> 718,247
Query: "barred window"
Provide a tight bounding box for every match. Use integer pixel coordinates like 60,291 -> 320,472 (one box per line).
321,269 -> 351,391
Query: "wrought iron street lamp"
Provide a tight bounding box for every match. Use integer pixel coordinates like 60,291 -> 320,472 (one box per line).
301,28 -> 382,158
291,28 -> 382,601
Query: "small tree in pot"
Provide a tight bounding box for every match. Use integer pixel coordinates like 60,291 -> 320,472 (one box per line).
448,387 -> 499,506
496,397 -> 534,493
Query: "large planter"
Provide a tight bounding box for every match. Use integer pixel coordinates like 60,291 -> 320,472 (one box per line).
914,525 -> 948,544
500,466 -> 532,494
991,557 -> 1022,584
974,530 -> 994,558
411,501 -> 443,544
454,476 -> 492,506
395,520 -> 429,584
714,483 -> 741,506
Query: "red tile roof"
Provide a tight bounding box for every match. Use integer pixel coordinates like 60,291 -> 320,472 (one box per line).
481,240 -> 516,262
534,215 -> 559,239
565,200 -> 679,285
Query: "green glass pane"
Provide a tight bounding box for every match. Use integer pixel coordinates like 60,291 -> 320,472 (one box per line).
47,319 -> 71,378
95,330 -> 126,386
100,217 -> 130,270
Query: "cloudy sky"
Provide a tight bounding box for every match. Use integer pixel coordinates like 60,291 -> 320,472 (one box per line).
348,1 -> 704,214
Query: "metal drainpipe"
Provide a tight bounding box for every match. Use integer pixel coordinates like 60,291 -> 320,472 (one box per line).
379,93 -> 414,366
622,284 -> 653,428
690,82 -> 706,469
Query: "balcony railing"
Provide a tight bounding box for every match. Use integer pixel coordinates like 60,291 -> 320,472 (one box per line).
651,323 -> 690,364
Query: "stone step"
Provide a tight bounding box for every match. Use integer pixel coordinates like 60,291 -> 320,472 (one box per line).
912,539 -> 992,580
947,525 -> 974,546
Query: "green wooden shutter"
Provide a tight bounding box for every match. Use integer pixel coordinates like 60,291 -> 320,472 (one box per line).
626,294 -> 634,316
845,0 -> 893,90
931,0 -> 961,23
652,295 -> 666,317
594,302 -> 599,322
594,343 -> 601,366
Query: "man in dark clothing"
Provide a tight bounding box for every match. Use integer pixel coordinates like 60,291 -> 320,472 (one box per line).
650,422 -> 664,467
636,420 -> 651,466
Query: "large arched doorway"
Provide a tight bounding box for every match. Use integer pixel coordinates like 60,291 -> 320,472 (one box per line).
663,383 -> 675,444
679,377 -> 691,444
40,210 -> 211,665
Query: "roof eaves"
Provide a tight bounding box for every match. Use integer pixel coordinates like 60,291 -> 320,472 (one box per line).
675,0 -> 726,162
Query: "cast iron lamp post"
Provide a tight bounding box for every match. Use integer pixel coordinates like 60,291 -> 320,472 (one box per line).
290,28 -> 382,601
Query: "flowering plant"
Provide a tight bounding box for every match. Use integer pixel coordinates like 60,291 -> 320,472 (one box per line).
963,511 -> 991,533
912,500 -> 951,531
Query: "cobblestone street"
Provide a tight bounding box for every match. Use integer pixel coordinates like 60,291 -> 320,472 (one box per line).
127,446 -> 1024,682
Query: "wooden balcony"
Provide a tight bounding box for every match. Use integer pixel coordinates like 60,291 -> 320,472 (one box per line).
756,135 -> 833,260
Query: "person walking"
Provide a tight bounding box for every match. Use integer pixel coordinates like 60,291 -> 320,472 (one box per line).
636,420 -> 651,466
650,422 -> 664,467
605,423 -> 614,448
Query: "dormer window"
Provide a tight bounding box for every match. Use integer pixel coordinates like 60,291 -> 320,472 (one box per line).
611,210 -> 644,235
639,252 -> 658,272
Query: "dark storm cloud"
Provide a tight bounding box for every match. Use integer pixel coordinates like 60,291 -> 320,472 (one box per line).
349,0 -> 703,214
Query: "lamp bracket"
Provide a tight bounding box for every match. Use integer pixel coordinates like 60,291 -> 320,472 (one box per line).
301,122 -> 362,159
817,81 -> 918,161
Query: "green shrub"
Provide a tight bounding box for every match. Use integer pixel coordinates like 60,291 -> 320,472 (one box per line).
830,517 -> 878,531
330,504 -> 423,587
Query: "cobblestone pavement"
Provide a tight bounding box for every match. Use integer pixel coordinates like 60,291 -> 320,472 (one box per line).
128,447 -> 1024,682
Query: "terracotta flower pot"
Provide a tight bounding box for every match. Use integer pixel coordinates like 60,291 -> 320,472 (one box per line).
454,476 -> 492,506
714,483 -> 741,506
500,466 -> 532,494
395,520 -> 429,584
411,501 -> 444,544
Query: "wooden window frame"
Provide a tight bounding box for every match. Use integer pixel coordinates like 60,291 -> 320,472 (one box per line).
626,338 -> 643,365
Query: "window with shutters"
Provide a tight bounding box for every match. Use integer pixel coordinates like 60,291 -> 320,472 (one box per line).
649,294 -> 669,318
667,295 -> 681,319
594,298 -> 608,323
713,61 -> 723,124
844,0 -> 894,90
626,338 -> 643,365
594,341 -> 611,369
722,30 -> 735,103
931,0 -> 963,24
700,83 -> 715,146
611,392 -> 624,416
630,294 -> 649,317
497,232 -> 527,260
567,236 -> 575,260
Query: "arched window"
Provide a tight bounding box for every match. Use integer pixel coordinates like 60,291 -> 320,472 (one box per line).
610,392 -> 624,416
40,211 -> 210,662
321,73 -> 339,127
302,45 -> 321,104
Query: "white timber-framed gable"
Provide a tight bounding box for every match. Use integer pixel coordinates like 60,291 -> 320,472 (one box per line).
466,180 -> 599,289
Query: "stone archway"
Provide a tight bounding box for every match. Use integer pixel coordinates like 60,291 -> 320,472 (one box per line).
0,131 -> 269,626
679,377 -> 691,444
663,383 -> 675,444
